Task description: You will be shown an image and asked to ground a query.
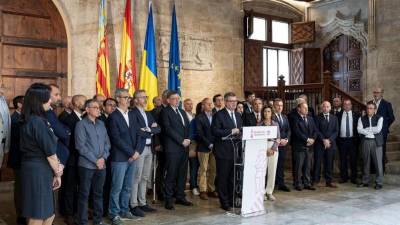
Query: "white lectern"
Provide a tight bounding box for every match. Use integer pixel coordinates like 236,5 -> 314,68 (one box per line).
239,126 -> 278,217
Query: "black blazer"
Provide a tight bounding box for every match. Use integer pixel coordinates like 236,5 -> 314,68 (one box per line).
107,109 -> 141,162
131,107 -> 161,154
243,102 -> 253,114
291,114 -> 318,150
161,106 -> 190,153
7,112 -> 21,169
376,99 -> 395,135
211,108 -> 243,159
46,109 -> 70,166
337,110 -> 360,139
62,111 -> 81,166
242,112 -> 259,127
272,113 -> 290,140
151,105 -> 165,148
315,113 -> 338,150
196,112 -> 215,153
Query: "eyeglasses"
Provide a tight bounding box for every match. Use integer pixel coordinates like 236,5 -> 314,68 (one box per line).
118,96 -> 130,99
137,96 -> 148,99
226,100 -> 237,103
88,106 -> 100,110
106,103 -> 116,107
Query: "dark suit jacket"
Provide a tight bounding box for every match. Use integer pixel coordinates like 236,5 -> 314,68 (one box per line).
242,112 -> 259,127
243,102 -> 253,114
211,108 -> 243,159
151,105 -> 165,148
291,114 -> 318,151
161,106 -> 190,154
58,110 -> 71,124
196,112 -> 215,153
376,99 -> 395,135
315,113 -> 338,150
98,113 -> 109,124
272,113 -> 290,140
61,111 -> 81,166
337,110 -> 360,139
107,109 -> 141,162
45,109 -> 70,165
330,108 -> 342,117
7,112 -> 21,169
131,107 -> 161,154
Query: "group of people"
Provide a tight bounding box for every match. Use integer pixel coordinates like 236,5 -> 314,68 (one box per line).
3,82 -> 395,225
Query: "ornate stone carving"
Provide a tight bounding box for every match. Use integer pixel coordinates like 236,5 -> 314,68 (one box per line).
158,31 -> 214,71
317,10 -> 368,50
349,78 -> 361,91
348,57 -> 361,71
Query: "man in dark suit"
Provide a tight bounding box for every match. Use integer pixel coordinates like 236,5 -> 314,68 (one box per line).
373,88 -> 395,168
292,102 -> 318,191
331,97 -> 342,117
243,91 -> 255,114
196,98 -> 217,200
150,90 -> 169,201
98,98 -> 117,123
313,101 -> 338,188
272,98 -> 291,192
161,91 -> 193,210
130,90 -> 161,215
60,94 -> 86,225
107,89 -> 142,222
299,94 -> 316,118
211,92 -> 243,211
242,98 -> 262,126
212,94 -> 224,114
59,96 -> 72,123
337,99 -> 360,184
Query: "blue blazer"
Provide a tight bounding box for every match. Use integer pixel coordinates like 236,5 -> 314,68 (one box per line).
131,107 -> 161,154
376,99 -> 395,135
107,109 -> 141,162
45,109 -> 70,165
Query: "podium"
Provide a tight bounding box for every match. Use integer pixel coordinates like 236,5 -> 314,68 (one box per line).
232,126 -> 278,217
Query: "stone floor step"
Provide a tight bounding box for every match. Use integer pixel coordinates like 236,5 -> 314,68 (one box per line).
386,161 -> 400,175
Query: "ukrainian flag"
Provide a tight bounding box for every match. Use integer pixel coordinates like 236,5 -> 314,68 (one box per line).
139,2 -> 158,110
168,5 -> 181,97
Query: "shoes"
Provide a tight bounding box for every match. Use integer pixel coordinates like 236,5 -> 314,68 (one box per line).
208,191 -> 218,198
164,201 -> 175,210
295,186 -> 303,191
16,217 -> 26,225
139,204 -> 157,212
375,184 -> 383,190
130,206 -> 145,217
278,185 -> 291,192
304,186 -> 316,191
350,179 -> 358,185
326,183 -> 338,188
192,188 -> 200,196
314,182 -> 324,188
357,183 -> 369,188
175,198 -> 194,206
120,212 -> 135,220
221,205 -> 232,211
266,194 -> 276,201
200,192 -> 209,200
110,216 -> 123,225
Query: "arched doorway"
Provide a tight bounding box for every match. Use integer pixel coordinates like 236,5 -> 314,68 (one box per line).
323,35 -> 363,100
0,0 -> 68,105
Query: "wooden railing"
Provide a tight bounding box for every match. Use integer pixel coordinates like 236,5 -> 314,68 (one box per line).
249,71 -> 366,114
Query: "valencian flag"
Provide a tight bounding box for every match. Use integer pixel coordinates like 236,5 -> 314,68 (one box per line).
168,5 -> 181,98
139,2 -> 158,110
117,0 -> 137,95
95,0 -> 111,97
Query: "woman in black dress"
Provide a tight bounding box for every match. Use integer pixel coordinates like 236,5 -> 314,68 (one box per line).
19,83 -> 63,225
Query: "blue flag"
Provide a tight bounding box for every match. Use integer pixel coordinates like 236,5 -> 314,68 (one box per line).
168,5 -> 181,96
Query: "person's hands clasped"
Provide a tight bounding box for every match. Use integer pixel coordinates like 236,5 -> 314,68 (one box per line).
182,139 -> 191,148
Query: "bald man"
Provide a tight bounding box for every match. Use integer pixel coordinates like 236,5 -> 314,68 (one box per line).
59,96 -> 73,123
373,88 -> 395,169
331,97 -> 342,117
313,101 -> 338,188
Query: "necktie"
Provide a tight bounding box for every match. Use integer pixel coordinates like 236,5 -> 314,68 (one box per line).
303,116 -> 308,125
279,114 -> 284,125
325,114 -> 329,122
176,108 -> 185,125
256,113 -> 260,124
345,112 -> 350,137
231,112 -> 237,128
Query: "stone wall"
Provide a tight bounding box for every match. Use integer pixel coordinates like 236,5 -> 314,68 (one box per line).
52,0 -> 244,105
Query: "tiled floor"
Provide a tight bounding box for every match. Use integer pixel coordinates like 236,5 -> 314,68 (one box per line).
1,183 -> 400,225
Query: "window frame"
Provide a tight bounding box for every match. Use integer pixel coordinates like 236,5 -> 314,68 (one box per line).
263,47 -> 290,87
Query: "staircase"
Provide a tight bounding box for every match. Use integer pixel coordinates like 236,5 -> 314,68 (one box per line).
384,135 -> 400,185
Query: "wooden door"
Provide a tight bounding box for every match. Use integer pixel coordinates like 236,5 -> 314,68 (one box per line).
323,35 -> 363,100
0,0 -> 68,108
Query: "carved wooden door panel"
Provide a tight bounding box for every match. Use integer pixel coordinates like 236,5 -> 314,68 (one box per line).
244,40 -> 263,90
0,0 -> 68,107
323,35 -> 362,100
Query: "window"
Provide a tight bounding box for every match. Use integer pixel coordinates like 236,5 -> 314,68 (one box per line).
248,17 -> 266,41
272,20 -> 289,44
263,48 -> 289,86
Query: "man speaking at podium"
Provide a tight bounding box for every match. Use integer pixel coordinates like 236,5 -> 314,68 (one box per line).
211,92 -> 243,211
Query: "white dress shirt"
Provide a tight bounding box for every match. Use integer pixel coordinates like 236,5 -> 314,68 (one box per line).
74,110 -> 83,120
117,107 -> 129,127
227,108 -> 237,128
340,110 -> 353,138
172,106 -> 185,125
357,116 -> 383,139
138,107 -> 151,145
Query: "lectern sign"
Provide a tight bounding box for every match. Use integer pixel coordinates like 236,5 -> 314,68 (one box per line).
241,126 -> 277,217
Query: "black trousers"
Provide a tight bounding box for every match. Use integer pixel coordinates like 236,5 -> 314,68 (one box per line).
155,151 -> 166,200
313,144 -> 335,184
215,157 -> 234,208
383,133 -> 388,173
293,148 -> 313,188
77,167 -> 106,225
60,165 -> 79,216
338,137 -> 358,182
275,146 -> 287,187
164,151 -> 188,202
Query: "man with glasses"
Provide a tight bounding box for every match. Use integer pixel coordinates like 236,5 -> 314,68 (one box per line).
107,89 -> 140,224
75,99 -> 110,225
130,90 -> 160,216
211,92 -> 243,211
99,98 -> 117,123
357,101 -> 384,190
